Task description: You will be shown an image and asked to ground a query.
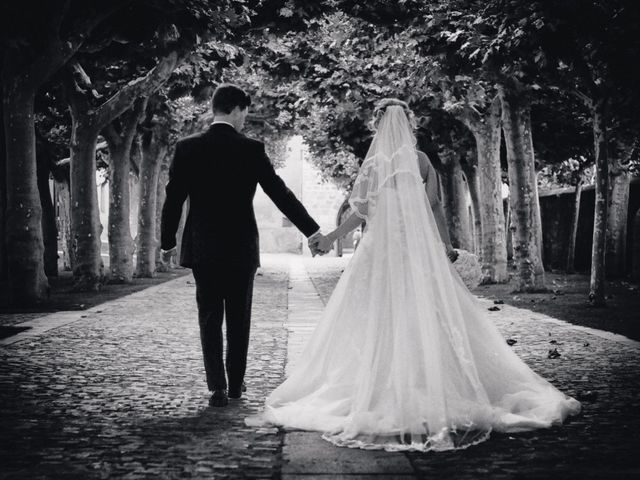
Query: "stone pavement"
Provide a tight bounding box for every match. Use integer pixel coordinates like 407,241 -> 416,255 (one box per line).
0,255 -> 292,479
1,253 -> 639,479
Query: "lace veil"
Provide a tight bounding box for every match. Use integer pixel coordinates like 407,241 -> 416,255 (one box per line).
348,105 -> 424,224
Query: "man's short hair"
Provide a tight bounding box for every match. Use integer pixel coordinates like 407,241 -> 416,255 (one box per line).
211,84 -> 251,114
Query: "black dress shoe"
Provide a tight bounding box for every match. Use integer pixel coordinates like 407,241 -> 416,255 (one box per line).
229,382 -> 247,399
209,389 -> 229,407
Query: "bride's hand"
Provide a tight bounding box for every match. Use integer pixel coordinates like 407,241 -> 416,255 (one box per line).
317,234 -> 335,254
446,246 -> 458,263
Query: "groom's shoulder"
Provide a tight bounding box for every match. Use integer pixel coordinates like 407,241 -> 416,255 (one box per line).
239,133 -> 264,147
177,130 -> 207,146
173,131 -> 210,157
237,134 -> 266,153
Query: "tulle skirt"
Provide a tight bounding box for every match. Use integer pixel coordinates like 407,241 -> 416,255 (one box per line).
246,193 -> 580,452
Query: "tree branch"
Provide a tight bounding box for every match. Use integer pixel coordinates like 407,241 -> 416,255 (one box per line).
25,0 -> 132,91
451,94 -> 500,133
102,90 -> 149,152
572,88 -> 593,109
55,141 -> 108,168
94,51 -> 179,129
122,96 -> 149,146
61,64 -> 91,119
570,52 -> 600,100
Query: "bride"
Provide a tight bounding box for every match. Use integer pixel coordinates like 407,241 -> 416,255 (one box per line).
246,99 -> 580,452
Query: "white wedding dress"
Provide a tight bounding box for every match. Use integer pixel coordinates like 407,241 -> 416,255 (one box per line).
246,107 -> 580,452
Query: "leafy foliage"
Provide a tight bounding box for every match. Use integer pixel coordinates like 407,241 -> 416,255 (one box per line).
14,0 -> 640,189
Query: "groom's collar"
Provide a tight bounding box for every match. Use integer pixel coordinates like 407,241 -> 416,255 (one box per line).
207,121 -> 239,137
211,121 -> 236,130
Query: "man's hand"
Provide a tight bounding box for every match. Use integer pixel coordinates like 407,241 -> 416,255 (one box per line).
446,246 -> 459,263
161,247 -> 177,267
308,232 -> 334,257
308,232 -> 323,257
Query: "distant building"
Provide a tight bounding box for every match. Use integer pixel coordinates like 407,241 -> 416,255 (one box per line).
254,136 -> 347,256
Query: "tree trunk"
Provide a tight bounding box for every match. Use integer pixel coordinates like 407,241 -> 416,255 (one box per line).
465,97 -> 508,283
440,156 -> 472,250
0,88 -> 7,282
136,135 -> 166,277
154,154 -> 171,271
55,177 -> 74,271
589,97 -> 609,306
566,180 -> 584,273
499,86 -> 546,292
2,86 -> 49,304
106,141 -> 135,283
505,199 -> 514,262
460,159 -> 482,255
0,4 -> 126,301
63,53 -> 179,288
530,164 -> 544,265
605,157 -> 630,278
632,207 -> 640,282
69,122 -> 103,291
36,150 -> 58,277
103,100 -> 146,283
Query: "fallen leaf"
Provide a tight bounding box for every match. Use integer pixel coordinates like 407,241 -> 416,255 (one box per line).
547,348 -> 561,359
577,390 -> 598,401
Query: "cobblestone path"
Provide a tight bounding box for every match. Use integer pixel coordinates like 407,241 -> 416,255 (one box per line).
0,255 -> 292,479
1,254 -> 639,479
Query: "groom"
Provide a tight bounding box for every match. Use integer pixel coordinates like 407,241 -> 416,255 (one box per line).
160,84 -> 324,407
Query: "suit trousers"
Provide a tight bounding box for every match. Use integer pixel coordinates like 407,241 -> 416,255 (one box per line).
192,265 -> 257,392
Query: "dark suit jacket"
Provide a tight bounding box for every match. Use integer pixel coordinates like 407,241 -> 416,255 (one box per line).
161,123 -> 320,270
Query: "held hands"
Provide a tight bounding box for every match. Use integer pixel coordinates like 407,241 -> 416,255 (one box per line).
316,234 -> 335,254
308,232 -> 334,257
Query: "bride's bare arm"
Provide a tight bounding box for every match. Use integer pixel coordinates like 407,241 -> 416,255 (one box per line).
319,212 -> 364,251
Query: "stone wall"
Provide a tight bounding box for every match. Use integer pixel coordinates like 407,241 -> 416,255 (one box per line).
539,178 -> 640,273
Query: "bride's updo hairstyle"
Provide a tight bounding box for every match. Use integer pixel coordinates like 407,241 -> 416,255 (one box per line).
369,98 -> 417,132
